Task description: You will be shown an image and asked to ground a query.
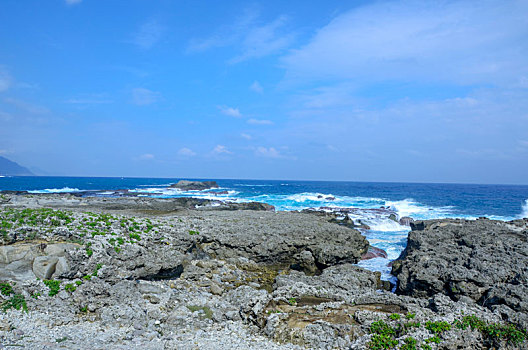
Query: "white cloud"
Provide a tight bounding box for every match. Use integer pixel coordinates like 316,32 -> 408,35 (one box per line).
189,9 -> 294,63
218,105 -> 242,117
131,88 -> 160,106
212,145 -> 232,155
241,133 -> 252,140
132,20 -> 164,49
178,147 -> 196,157
0,68 -> 11,92
138,153 -> 154,160
250,81 -> 263,94
65,0 -> 82,5
282,1 -> 528,86
255,147 -> 282,158
247,118 -> 273,125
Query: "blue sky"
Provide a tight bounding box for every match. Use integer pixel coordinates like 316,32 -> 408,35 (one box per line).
0,0 -> 527,184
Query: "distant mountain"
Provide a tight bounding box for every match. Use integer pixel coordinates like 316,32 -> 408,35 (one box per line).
0,156 -> 34,176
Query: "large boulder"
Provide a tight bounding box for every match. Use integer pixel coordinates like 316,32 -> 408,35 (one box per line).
393,218 -> 528,326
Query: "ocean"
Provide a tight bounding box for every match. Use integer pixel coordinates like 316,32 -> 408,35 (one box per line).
2,176 -> 528,283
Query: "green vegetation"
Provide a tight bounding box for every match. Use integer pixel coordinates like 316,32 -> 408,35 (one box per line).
43,279 -> 61,296
189,230 -> 199,235
186,305 -> 213,319
0,281 -> 14,296
288,297 -> 297,305
453,314 -> 527,346
64,283 -> 76,292
389,313 -> 401,321
425,321 -> 451,334
1,294 -> 27,312
400,337 -> 417,350
405,312 -> 415,320
366,313 -> 528,349
129,232 -> 141,241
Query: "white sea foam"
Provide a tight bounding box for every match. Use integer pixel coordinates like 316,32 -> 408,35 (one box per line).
519,199 -> 528,219
28,187 -> 81,193
385,198 -> 453,219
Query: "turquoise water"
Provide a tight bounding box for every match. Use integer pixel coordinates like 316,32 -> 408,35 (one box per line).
2,176 -> 527,283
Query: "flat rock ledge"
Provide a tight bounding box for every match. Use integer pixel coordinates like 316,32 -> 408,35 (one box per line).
0,194 -> 527,349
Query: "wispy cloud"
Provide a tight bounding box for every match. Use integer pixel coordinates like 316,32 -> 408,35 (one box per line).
218,105 -> 242,117
131,20 -> 164,49
282,1 -> 528,86
247,118 -> 273,125
178,147 -> 196,157
189,9 -> 294,63
255,146 -> 282,158
0,67 -> 12,92
131,88 -> 160,106
241,133 -> 252,140
138,153 -> 155,160
211,145 -> 232,155
250,81 -> 263,94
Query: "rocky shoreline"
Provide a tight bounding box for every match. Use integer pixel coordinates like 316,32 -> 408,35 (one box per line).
0,193 -> 527,349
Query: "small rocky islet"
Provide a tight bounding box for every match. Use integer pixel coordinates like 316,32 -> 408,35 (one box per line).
0,187 -> 527,349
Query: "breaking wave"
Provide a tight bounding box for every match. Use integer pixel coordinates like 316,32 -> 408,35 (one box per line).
28,187 -> 81,193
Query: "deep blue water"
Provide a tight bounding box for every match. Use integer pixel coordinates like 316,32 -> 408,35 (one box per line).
1,176 -> 527,219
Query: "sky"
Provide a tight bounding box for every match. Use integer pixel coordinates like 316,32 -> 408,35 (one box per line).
0,0 -> 527,184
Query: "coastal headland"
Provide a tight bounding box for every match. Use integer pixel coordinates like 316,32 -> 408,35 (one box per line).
0,191 -> 527,349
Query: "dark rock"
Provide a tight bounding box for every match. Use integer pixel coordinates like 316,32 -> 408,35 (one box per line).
361,246 -> 388,260
399,216 -> 414,226
388,213 -> 398,222
393,218 -> 528,328
169,180 -> 219,191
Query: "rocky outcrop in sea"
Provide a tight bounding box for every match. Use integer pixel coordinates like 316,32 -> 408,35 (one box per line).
0,193 -> 526,349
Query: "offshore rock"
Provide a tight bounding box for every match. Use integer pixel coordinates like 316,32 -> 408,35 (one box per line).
169,180 -> 219,190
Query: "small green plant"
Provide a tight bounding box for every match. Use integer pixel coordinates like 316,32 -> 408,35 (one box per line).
405,312 -> 416,320
389,313 -> 401,321
56,336 -> 68,343
75,280 -> 82,286
401,337 -> 418,350
64,283 -> 76,292
370,320 -> 395,337
453,315 -> 527,346
186,305 -> 213,319
83,275 -> 91,281
79,305 -> 88,313
1,294 -> 27,312
43,279 -> 61,296
425,321 -> 451,335
368,334 -> 398,349
188,230 -> 200,235
31,292 -> 41,299
0,282 -> 13,296
129,233 -> 141,241
421,344 -> 432,350
424,336 -> 441,344
288,297 -> 297,305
